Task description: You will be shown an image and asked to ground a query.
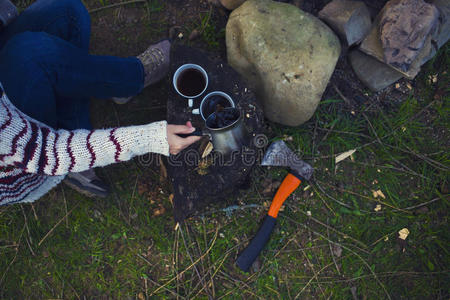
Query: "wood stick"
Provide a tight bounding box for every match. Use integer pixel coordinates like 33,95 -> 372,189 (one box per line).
88,0 -> 146,13
38,202 -> 80,247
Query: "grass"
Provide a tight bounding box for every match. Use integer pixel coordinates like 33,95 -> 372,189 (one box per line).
1,1 -> 449,299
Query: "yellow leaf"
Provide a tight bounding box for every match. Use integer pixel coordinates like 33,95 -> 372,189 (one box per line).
202,142 -> 214,158
335,149 -> 356,164
372,190 -> 386,199
376,190 -> 386,199
398,228 -> 410,240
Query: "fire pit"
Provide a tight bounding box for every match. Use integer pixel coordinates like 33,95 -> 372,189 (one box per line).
166,45 -> 264,221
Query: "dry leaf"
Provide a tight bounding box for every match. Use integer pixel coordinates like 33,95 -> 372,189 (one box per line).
202,142 -> 214,158
398,228 -> 410,240
153,205 -> 166,216
432,74 -> 438,83
168,194 -> 174,206
372,190 -> 386,199
374,204 -> 382,212
332,244 -> 342,257
335,149 -> 356,164
138,293 -> 145,300
262,180 -> 281,196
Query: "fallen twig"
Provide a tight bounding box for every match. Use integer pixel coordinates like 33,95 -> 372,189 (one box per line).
61,185 -> 69,228
403,197 -> 442,210
38,202 -> 80,247
285,215 -> 392,300
299,243 -> 327,298
88,0 -> 146,13
150,228 -> 218,297
0,224 -> 25,286
333,84 -> 352,106
287,204 -> 369,251
327,220 -> 341,275
180,223 -> 213,298
319,180 -> 410,214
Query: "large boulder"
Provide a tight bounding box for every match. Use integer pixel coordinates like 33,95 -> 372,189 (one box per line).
226,0 -> 341,126
220,0 -> 246,10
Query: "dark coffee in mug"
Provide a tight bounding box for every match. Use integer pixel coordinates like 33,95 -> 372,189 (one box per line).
176,68 -> 206,97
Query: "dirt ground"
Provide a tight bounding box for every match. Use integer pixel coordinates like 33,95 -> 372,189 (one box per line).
86,0 -> 418,130
2,1 -> 448,298
85,0 -> 433,210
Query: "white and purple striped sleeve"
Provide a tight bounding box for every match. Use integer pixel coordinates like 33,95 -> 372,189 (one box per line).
0,95 -> 169,176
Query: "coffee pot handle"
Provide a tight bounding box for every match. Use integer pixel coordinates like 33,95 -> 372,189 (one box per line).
176,129 -> 204,138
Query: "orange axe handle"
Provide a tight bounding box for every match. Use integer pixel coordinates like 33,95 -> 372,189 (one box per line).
236,173 -> 302,272
268,173 -> 302,218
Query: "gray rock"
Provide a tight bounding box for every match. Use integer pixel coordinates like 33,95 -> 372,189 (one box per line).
226,0 -> 341,126
425,0 -> 450,61
318,0 -> 372,46
349,49 -> 403,92
432,0 -> 450,47
379,0 -> 439,72
219,0 -> 246,10
360,6 -> 432,79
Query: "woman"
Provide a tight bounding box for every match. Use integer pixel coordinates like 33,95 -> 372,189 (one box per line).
0,0 -> 200,204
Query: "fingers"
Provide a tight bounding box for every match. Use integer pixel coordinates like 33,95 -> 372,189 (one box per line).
167,122 -> 202,155
180,136 -> 202,147
169,136 -> 202,155
170,124 -> 196,134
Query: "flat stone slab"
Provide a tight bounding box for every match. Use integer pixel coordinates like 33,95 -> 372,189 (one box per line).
319,0 -> 372,46
379,0 -> 439,72
349,49 -> 403,91
166,45 -> 264,221
359,8 -> 432,79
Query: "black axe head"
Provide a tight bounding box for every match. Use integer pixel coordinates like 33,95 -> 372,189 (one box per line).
261,140 -> 313,180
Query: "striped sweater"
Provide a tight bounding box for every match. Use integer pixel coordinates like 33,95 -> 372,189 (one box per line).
0,89 -> 169,205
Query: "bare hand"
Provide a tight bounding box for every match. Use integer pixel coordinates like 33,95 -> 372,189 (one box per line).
167,121 -> 202,155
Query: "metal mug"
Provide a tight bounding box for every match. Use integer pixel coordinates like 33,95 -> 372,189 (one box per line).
173,64 -> 208,108
177,107 -> 248,155
204,107 -> 248,155
192,91 -> 235,120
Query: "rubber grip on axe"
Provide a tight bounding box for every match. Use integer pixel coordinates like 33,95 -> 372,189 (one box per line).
236,174 -> 301,272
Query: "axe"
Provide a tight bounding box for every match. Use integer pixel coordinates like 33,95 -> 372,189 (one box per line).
236,140 -> 313,272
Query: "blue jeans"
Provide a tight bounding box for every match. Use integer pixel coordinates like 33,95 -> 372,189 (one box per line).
0,0 -> 144,130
